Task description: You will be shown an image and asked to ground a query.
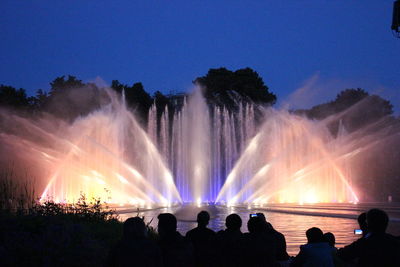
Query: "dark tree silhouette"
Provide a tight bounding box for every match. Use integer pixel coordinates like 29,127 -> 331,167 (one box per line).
296,88 -> 393,133
28,89 -> 49,110
111,80 -> 124,94
50,75 -> 84,95
0,85 -> 30,108
125,82 -> 153,121
295,89 -> 398,202
153,91 -> 171,117
194,67 -> 276,108
45,75 -> 101,120
111,81 -> 153,123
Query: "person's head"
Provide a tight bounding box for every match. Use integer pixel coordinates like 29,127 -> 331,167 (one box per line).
306,227 -> 324,243
247,216 -> 265,234
358,212 -> 368,233
323,232 -> 335,247
197,211 -> 210,227
157,213 -> 177,237
255,213 -> 274,231
256,213 -> 266,221
123,217 -> 146,239
366,208 -> 389,234
226,214 -> 242,231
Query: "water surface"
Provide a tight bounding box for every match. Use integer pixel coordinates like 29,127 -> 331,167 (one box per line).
119,204 -> 400,255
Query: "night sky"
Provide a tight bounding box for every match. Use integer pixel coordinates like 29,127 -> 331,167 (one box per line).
1,1 -> 398,111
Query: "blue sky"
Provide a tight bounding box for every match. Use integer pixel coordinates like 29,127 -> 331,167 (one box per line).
0,1 -> 398,111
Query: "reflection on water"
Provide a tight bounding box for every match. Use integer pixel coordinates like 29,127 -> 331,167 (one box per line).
119,204 -> 400,255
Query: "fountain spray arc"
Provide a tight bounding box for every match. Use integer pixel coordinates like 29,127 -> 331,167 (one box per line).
148,87 -> 257,203
151,87 -> 360,205
0,86 -> 364,205
215,109 -> 359,205
40,91 -> 182,205
0,89 -> 181,206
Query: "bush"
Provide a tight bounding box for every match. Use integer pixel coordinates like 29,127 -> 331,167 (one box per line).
0,170 -> 124,266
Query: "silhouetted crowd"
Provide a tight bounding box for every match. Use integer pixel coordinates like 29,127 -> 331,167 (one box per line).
106,208 -> 400,267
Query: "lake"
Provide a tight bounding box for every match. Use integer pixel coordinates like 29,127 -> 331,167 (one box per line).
118,203 -> 400,255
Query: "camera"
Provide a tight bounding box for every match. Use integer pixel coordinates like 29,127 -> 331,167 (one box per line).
249,213 -> 258,218
354,229 -> 363,235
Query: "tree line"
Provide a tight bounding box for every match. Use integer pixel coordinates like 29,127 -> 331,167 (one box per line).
0,67 -> 275,120
0,67 -> 394,125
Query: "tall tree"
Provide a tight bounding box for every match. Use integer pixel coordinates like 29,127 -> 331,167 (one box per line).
296,88 -> 394,133
0,85 -> 30,108
194,67 -> 276,107
46,75 -> 101,120
50,75 -> 84,95
153,91 -> 170,118
111,81 -> 153,123
111,80 -> 124,94
28,89 -> 49,110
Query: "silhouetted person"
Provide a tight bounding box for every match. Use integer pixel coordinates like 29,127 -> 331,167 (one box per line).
216,214 -> 244,267
357,212 -> 368,237
241,215 -> 277,266
186,211 -> 216,266
106,217 -> 162,267
291,227 -> 334,267
157,213 -> 194,267
323,232 -> 336,249
323,232 -> 346,267
256,212 -> 290,262
337,209 -> 400,266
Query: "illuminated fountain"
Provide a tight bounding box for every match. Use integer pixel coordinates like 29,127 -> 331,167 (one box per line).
3,86 -> 389,206
147,87 -> 361,204
216,109 -> 359,205
0,91 -> 181,206
148,88 -> 256,203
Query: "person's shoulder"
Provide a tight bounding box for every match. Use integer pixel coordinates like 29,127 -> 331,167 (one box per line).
337,236 -> 365,254
186,227 -> 197,237
205,227 -> 216,235
384,233 -> 400,240
382,233 -> 400,246
299,244 -> 307,250
367,233 -> 399,243
301,242 -> 330,249
141,238 -> 159,247
216,229 -> 225,235
273,229 -> 284,236
241,232 -> 251,241
216,229 -> 228,240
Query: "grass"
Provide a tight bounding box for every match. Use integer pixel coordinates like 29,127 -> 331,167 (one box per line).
0,168 -> 36,213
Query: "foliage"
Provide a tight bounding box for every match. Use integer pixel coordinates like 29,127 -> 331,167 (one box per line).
32,195 -> 117,222
194,67 -> 277,108
0,68 -> 277,119
110,80 -> 153,123
29,89 -> 49,110
0,85 -> 30,108
153,90 -> 176,123
49,75 -> 85,95
295,88 -> 394,133
0,171 -> 122,266
0,206 -> 122,266
0,169 -> 36,213
46,76 -> 103,120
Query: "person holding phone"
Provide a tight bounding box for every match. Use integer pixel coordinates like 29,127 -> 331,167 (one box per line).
337,209 -> 400,266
